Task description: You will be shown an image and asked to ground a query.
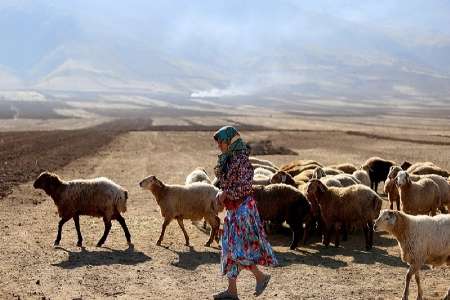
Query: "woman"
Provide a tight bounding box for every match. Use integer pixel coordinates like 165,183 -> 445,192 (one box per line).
213,126 -> 277,300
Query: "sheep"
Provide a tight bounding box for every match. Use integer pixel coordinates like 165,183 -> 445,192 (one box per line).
395,171 -> 440,216
253,174 -> 272,186
281,159 -> 322,171
251,163 -> 278,173
293,169 -> 316,182
312,167 -> 360,187
249,157 -> 278,170
410,165 -> 449,178
185,167 -> 211,185
361,156 -> 396,192
386,166 -> 449,212
185,167 -> 214,229
352,169 -> 371,187
305,179 -> 382,250
254,167 -> 274,178
406,161 -> 436,173
374,209 -> 450,300
33,171 -> 131,247
281,160 -> 323,177
328,163 -> 357,174
139,175 -> 221,247
252,183 -> 311,249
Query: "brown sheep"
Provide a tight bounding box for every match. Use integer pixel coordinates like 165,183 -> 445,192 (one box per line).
396,171 -> 440,216
305,179 -> 382,250
406,161 -> 436,173
281,160 -> 323,177
328,163 -> 357,174
385,166 -> 449,213
409,165 -> 449,178
253,184 -> 312,250
33,171 -> 131,247
361,156 -> 396,192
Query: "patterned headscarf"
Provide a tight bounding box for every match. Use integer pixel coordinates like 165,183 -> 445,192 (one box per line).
213,126 -> 249,177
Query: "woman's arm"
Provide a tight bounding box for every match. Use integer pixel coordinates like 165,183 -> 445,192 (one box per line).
222,154 -> 254,202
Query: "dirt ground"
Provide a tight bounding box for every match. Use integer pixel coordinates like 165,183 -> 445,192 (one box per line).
1,120 -> 450,299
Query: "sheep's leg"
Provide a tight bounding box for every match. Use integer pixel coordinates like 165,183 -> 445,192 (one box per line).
414,272 -> 423,300
342,223 -> 348,242
116,214 -> 132,245
402,265 -> 418,300
213,216 -> 221,244
54,217 -> 71,246
205,215 -> 219,247
389,200 -> 394,210
96,217 -> 112,247
363,223 -> 370,250
289,226 -> 301,250
73,214 -> 83,247
157,219 -> 172,246
334,223 -> 341,248
396,199 -> 401,211
176,217 -> 190,246
322,224 -> 332,247
366,221 -> 374,250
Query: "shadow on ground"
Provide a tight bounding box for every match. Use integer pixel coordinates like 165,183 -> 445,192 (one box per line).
52,245 -> 151,269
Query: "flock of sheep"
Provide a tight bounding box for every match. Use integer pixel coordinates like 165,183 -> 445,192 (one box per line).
33,156 -> 450,300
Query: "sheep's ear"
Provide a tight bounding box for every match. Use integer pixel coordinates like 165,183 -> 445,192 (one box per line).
318,181 -> 326,193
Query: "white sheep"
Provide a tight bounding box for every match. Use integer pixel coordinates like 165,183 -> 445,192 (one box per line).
396,171 -> 440,216
254,167 -> 274,178
352,169 -> 371,187
249,156 -> 278,169
33,171 -> 131,247
313,167 -> 360,187
139,175 -> 222,247
185,167 -> 211,185
374,209 -> 450,300
253,174 -> 272,186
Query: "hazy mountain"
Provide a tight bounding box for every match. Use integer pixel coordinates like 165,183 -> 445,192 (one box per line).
0,0 -> 449,102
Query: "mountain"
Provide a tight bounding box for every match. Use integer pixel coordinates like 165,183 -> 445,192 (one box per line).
0,0 -> 449,103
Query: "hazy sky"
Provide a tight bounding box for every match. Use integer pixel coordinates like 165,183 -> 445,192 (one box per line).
1,0 -> 449,96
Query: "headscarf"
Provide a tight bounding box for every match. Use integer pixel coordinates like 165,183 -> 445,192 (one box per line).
213,126 -> 249,178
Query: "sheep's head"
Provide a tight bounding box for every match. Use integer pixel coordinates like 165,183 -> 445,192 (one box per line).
400,161 -> 412,170
361,164 -> 372,173
374,209 -> 399,232
33,171 -> 61,194
312,167 -> 326,179
139,175 -> 163,191
305,179 -> 327,214
387,166 -> 402,179
395,171 -> 410,187
270,170 -> 289,184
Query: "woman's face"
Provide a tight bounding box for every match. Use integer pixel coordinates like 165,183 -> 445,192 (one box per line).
216,140 -> 229,153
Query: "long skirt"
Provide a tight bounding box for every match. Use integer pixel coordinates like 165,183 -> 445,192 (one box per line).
221,196 -> 278,279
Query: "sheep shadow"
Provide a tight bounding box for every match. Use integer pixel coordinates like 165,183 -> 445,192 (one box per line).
274,249 -> 348,269
302,233 -> 406,268
52,245 -> 151,269
169,246 -> 220,271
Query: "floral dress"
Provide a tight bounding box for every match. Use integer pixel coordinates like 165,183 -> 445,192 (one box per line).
218,153 -> 277,279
